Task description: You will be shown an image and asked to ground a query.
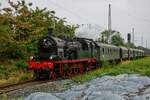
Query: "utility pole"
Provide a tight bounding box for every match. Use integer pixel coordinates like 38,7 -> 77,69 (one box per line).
141,35 -> 143,47
89,24 -> 91,29
146,40 -> 147,48
132,28 -> 134,44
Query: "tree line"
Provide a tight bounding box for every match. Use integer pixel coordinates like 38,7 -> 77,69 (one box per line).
0,0 -> 77,60
0,0 -> 148,61
98,30 -> 136,47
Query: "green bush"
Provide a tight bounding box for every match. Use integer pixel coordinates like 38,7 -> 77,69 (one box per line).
0,65 -> 10,79
19,74 -> 29,81
15,60 -> 28,70
24,42 -> 38,55
0,65 -> 6,74
0,37 -> 23,59
102,61 -> 111,67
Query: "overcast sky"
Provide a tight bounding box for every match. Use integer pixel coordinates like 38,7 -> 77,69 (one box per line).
1,0 -> 150,48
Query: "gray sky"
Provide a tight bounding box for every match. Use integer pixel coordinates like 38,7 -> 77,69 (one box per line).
1,0 -> 150,48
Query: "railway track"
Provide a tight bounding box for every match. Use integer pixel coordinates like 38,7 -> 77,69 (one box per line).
0,71 -> 86,95
0,79 -> 51,94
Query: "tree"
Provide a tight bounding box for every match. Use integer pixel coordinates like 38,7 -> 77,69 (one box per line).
54,18 -> 76,37
0,14 -> 22,59
111,33 -> 124,46
2,0 -> 76,44
124,43 -> 136,48
99,30 -> 110,43
0,0 -> 77,60
99,30 -> 124,46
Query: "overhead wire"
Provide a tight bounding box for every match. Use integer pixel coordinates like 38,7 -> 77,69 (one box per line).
48,0 -> 104,30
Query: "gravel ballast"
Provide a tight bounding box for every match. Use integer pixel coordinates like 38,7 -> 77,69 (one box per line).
24,74 -> 150,100
0,74 -> 150,100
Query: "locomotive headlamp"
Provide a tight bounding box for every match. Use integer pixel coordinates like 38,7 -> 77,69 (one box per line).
49,56 -> 53,60
30,56 -> 34,60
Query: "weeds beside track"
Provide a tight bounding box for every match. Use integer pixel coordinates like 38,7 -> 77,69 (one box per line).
72,57 -> 150,83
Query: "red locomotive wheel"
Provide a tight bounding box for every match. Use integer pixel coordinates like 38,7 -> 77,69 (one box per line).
79,63 -> 84,73
49,71 -> 57,80
34,69 -> 41,80
73,68 -> 78,74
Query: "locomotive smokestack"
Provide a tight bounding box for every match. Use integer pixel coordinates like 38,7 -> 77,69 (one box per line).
48,28 -> 53,37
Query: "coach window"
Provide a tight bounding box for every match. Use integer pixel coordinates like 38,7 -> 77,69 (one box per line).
82,42 -> 88,50
102,48 -> 105,54
107,48 -> 109,54
107,48 -> 108,54
114,49 -> 116,54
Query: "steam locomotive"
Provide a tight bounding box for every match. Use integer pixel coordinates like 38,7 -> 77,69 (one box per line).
28,28 -> 145,80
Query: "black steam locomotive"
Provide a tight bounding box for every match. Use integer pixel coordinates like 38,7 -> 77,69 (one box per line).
28,28 -> 145,80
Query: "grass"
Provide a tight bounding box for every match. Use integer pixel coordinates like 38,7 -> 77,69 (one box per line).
0,60 -> 33,85
0,94 -> 23,100
72,57 -> 150,83
0,57 -> 150,84
0,71 -> 33,85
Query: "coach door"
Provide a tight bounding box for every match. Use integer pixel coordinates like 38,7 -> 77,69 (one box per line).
89,42 -> 97,58
89,42 -> 93,57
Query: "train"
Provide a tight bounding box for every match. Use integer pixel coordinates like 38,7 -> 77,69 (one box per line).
28,28 -> 146,80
